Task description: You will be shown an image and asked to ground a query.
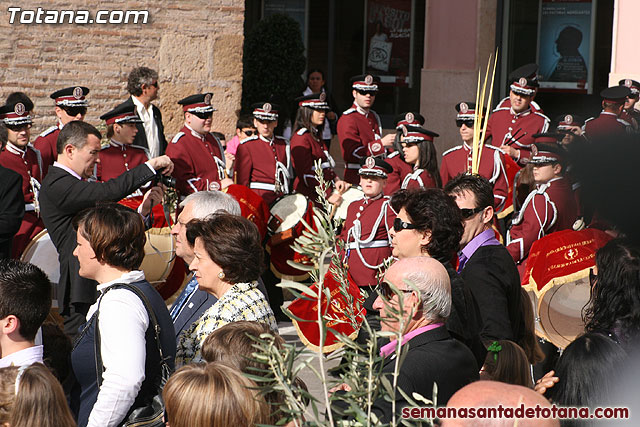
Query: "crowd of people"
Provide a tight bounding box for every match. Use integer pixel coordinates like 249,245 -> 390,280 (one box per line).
0,60 -> 638,426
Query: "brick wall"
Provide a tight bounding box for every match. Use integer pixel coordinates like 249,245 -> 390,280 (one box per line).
0,0 -> 245,142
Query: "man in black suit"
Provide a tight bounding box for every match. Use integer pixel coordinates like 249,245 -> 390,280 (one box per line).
39,121 -> 174,337
126,67 -> 167,156
0,128 -> 25,259
332,257 -> 478,421
445,174 -> 524,345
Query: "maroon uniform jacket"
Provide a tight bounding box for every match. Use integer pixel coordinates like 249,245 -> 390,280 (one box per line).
33,124 -> 60,177
290,127 -> 336,202
620,110 -> 638,131
340,194 -> 396,287
583,112 -> 629,140
384,151 -> 413,195
506,177 -> 578,263
165,125 -> 226,197
235,134 -> 291,206
401,168 -> 437,190
97,140 -> 150,197
440,143 -> 509,211
485,105 -> 550,166
0,142 -> 44,257
337,104 -> 386,184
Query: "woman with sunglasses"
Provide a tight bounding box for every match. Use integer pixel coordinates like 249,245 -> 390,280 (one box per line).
291,93 -> 347,205
166,93 -> 232,197
33,86 -> 89,177
399,125 -> 441,190
440,102 -> 509,212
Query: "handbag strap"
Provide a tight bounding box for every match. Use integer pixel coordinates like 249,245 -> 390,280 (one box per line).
94,283 -> 169,388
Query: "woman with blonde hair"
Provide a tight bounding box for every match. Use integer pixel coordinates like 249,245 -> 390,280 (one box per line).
0,363 -> 76,427
162,362 -> 269,427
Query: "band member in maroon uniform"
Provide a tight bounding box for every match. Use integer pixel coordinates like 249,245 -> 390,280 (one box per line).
485,64 -> 550,166
166,93 -> 231,198
440,102 -> 509,211
0,102 -> 44,258
235,102 -> 292,205
33,86 -> 89,177
619,78 -> 640,130
399,125 -> 440,190
290,93 -> 347,204
340,157 -> 396,289
384,112 -> 422,195
337,74 -> 395,185
583,86 -> 632,140
506,142 -> 578,265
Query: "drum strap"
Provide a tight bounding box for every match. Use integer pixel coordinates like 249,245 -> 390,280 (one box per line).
311,161 -> 333,171
346,240 -> 389,249
250,182 -> 277,191
346,200 -> 392,269
401,169 -> 424,189
24,203 -> 37,212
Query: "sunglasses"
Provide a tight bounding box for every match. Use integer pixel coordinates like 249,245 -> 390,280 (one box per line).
459,206 -> 485,219
356,90 -> 378,96
380,281 -> 414,299
456,120 -> 475,128
241,129 -> 256,136
393,217 -> 418,233
63,106 -> 87,117
6,123 -> 32,132
193,112 -> 213,120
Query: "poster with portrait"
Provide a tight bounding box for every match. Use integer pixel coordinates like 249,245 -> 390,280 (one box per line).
537,0 -> 596,93
365,0 -> 412,86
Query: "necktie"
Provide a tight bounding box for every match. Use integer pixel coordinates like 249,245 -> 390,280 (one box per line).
170,275 -> 198,321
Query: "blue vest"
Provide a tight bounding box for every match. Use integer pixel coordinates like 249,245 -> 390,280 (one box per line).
70,280 -> 176,427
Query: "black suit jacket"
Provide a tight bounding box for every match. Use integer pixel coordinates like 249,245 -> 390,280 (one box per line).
39,164 -> 156,312
0,166 -> 25,259
126,97 -> 167,155
461,244 -> 525,344
372,326 -> 478,422
173,287 -> 217,343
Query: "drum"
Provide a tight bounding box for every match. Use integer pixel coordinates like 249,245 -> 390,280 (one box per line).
224,184 -> 270,241
537,277 -> 591,349
333,187 -> 365,222
20,230 -> 60,284
268,193 -> 310,246
139,227 -> 186,300
527,290 -> 551,343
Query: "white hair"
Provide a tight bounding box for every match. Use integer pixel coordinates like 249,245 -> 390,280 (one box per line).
179,191 -> 241,219
404,268 -> 451,322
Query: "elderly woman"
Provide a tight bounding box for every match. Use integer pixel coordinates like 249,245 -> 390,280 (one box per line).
71,203 -> 175,427
389,188 -> 485,366
175,213 -> 277,366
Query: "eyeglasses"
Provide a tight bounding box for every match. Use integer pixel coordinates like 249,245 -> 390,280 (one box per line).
459,206 -> 486,219
63,106 -> 87,117
356,90 -> 378,96
380,281 -> 414,299
193,112 -> 213,120
241,129 -> 255,136
393,218 -> 418,232
6,123 -> 32,132
589,268 -> 597,287
456,120 -> 475,128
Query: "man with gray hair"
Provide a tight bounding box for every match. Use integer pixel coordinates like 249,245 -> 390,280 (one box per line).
368,257 -> 478,420
124,66 -> 167,157
170,190 -> 267,340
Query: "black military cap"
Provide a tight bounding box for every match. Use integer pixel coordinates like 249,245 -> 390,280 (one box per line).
394,111 -> 425,128
295,93 -> 330,110
358,156 -> 393,178
555,114 -> 585,131
509,63 -> 539,95
252,102 -> 280,121
600,86 -> 631,102
532,133 -> 565,144
455,102 -> 477,122
6,92 -> 34,112
350,74 -> 380,92
178,93 -> 216,113
0,102 -> 32,125
100,101 -> 143,125
50,86 -> 90,107
400,124 -> 439,141
619,78 -> 640,96
530,142 -> 566,165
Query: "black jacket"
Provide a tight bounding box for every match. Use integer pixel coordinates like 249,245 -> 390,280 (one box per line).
461,244 -> 525,344
125,97 -> 167,155
39,164 -> 156,312
0,166 -> 24,259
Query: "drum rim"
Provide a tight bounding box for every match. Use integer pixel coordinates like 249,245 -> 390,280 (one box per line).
269,193 -> 309,234
537,283 -> 586,350
20,229 -> 53,262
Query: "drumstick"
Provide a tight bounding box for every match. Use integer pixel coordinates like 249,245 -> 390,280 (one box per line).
504,131 -> 527,147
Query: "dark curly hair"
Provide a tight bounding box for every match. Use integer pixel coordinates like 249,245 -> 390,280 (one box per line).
444,173 -> 494,212
391,188 -> 463,261
126,67 -> 158,97
583,238 -> 640,345
186,213 -> 264,284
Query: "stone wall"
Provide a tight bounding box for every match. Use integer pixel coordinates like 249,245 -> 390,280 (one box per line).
0,0 -> 245,142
